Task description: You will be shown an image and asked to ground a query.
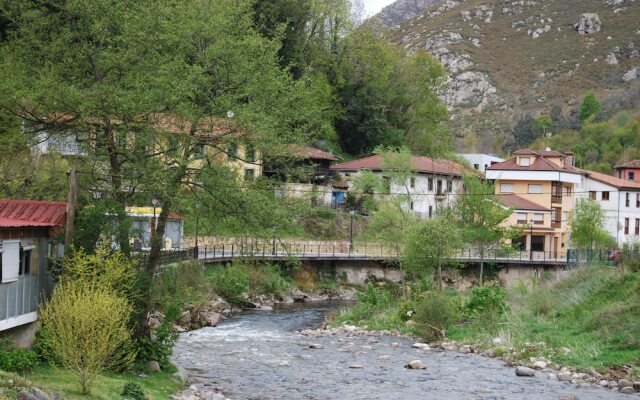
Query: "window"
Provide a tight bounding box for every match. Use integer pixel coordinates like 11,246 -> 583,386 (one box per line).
436,179 -> 443,194
531,236 -> 545,252
428,178 -> 433,191
227,143 -> 238,159
637,193 -> 639,208
602,191 -> 610,201
512,235 -> 526,250
19,248 -> 31,276
473,163 -> 479,170
636,218 -> 639,235
629,172 -> 635,181
625,218 -> 630,235
410,177 -> 416,189
446,180 -> 453,193
500,183 -> 514,193
562,211 -> 568,221
528,184 -> 543,194
562,186 -> 572,196
245,145 -> 256,163
517,213 -> 527,224
243,168 -> 255,181
626,193 -> 630,207
589,191 -> 596,200
551,182 -> 562,203
519,157 -> 530,166
533,213 -> 544,224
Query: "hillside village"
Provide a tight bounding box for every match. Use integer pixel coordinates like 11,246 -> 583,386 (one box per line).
0,1 -> 639,399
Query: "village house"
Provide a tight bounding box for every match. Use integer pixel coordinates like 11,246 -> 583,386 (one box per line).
331,154 -> 468,218
127,207 -> 184,250
457,153 -> 505,173
613,160 -> 640,183
486,149 -> 582,260
0,199 -> 66,346
577,169 -> 640,247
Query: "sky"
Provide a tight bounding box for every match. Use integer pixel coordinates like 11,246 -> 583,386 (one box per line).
362,0 -> 396,16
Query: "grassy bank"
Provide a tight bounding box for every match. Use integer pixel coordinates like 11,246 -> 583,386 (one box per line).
332,266 -> 640,376
0,365 -> 180,399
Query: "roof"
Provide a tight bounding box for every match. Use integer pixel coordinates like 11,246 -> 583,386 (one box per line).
498,194 -> 551,211
125,207 -> 184,220
581,169 -> 640,190
330,154 -> 466,176
290,145 -> 339,161
487,149 -> 581,174
0,200 -> 67,228
614,160 -> 640,169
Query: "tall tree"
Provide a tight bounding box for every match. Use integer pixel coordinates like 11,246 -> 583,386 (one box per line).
456,176 -> 515,285
571,198 -> 611,254
579,91 -> 602,123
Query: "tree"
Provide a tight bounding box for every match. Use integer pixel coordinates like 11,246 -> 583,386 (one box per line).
571,198 -> 611,253
579,91 -> 602,122
403,211 -> 463,292
39,281 -> 134,394
456,176 -> 515,285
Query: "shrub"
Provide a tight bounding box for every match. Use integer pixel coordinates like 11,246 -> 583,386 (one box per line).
121,382 -> 147,400
133,305 -> 179,369
413,291 -> 461,341
0,347 -> 38,377
38,281 -> 135,394
529,289 -> 555,317
207,265 -> 249,306
464,285 -> 509,320
154,261 -> 205,307
357,284 -> 392,308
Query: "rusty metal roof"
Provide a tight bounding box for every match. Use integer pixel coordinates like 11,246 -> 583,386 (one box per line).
0,199 -> 67,228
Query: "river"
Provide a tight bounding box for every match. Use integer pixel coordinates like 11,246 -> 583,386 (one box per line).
171,302 -> 633,400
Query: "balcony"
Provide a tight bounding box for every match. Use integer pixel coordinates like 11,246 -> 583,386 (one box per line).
435,190 -> 446,201
551,194 -> 562,204
0,275 -> 39,331
551,220 -> 562,228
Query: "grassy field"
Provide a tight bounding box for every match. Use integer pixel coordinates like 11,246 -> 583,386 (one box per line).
0,365 -> 181,399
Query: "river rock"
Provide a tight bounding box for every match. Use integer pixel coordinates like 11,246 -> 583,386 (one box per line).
620,387 -> 636,394
574,13 -> 601,34
481,348 -> 496,358
618,379 -> 634,389
515,366 -> 536,377
533,360 -> 547,370
558,372 -> 572,381
623,67 -> 639,82
309,343 -> 323,349
459,345 -> 472,354
199,311 -> 221,327
173,365 -> 189,384
412,343 -> 430,350
147,360 -> 161,372
349,363 -> 364,369
598,380 -> 609,387
17,388 -> 52,400
548,373 -> 558,380
405,360 -> 427,369
559,395 -> 578,400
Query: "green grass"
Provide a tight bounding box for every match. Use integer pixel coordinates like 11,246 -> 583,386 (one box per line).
0,365 -> 181,400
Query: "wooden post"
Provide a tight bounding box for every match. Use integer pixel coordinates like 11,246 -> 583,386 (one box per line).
64,165 -> 77,254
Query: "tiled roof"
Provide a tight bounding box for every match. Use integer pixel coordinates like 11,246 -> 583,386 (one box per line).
331,154 -> 466,176
614,160 -> 640,169
581,169 -> 640,190
290,145 -> 339,161
0,200 -> 67,228
498,194 -> 550,211
487,152 -> 580,174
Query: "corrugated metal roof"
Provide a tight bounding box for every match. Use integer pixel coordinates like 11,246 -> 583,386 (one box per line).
0,199 -> 67,228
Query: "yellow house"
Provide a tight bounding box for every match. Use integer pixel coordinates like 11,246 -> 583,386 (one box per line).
486,149 -> 582,259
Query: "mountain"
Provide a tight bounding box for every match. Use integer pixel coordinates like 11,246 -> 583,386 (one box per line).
376,0 -> 640,154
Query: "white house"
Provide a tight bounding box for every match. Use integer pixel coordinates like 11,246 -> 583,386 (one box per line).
458,154 -> 504,173
331,154 -> 468,218
577,169 -> 640,247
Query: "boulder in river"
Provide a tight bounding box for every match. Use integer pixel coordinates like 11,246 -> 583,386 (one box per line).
309,343 -> 323,349
405,360 -> 427,369
515,366 -> 535,377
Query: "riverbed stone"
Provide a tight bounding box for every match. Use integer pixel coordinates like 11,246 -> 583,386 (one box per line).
412,343 -> 430,350
559,395 -> 578,400
618,379 -> 633,389
598,380 -> 609,387
309,343 -> 323,349
557,372 -> 572,381
533,360 -> 547,370
405,360 -> 427,369
16,388 -> 51,400
548,373 -> 558,380
481,348 -> 496,358
147,360 -> 161,372
349,363 -> 364,369
173,365 -> 189,384
620,387 -> 636,394
515,366 -> 536,377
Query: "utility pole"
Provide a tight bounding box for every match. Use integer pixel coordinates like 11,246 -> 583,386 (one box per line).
64,165 -> 77,253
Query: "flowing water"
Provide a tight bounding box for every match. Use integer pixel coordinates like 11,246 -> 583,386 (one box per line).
172,302 -> 633,400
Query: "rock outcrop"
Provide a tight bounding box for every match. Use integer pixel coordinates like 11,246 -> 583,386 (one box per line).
375,0 -> 444,27
574,13 -> 602,34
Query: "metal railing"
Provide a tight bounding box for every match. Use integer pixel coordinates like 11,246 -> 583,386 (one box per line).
0,275 -> 39,321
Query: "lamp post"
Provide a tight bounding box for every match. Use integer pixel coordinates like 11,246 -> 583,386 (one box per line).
349,210 -> 356,251
529,218 -> 534,261
151,195 -> 160,247
271,225 -> 276,255
194,199 -> 201,260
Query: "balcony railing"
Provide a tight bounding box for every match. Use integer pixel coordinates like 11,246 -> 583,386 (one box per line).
551,221 -> 562,228
551,194 -> 562,204
0,275 -> 39,322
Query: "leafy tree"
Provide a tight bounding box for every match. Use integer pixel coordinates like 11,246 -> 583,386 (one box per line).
511,114 -> 538,149
403,211 -> 463,292
456,176 -> 515,285
579,91 -> 602,122
571,198 -> 611,253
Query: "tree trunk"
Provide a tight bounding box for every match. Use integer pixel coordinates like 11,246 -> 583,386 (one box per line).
479,255 -> 484,286
64,164 -> 77,258
437,261 -> 442,292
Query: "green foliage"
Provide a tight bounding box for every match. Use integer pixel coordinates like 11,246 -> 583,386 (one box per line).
413,291 -> 461,340
153,261 -> 205,311
357,284 -> 393,308
571,198 -> 612,251
528,288 -> 555,317
121,382 -> 147,400
579,91 -> 602,122
463,285 -> 509,319
38,281 -> 135,394
133,307 -> 179,370
0,348 -> 38,377
207,265 -> 250,306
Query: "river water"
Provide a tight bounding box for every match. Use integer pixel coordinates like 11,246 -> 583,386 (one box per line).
172,302 -> 633,400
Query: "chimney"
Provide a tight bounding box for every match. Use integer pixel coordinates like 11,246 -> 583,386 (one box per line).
564,152 -> 574,167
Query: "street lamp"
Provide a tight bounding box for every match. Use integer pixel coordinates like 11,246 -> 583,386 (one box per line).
271,225 -> 276,255
151,195 -> 160,247
194,199 -> 201,259
349,210 -> 356,251
529,218 -> 534,261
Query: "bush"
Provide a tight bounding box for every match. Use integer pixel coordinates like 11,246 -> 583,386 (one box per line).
154,261 -> 205,308
464,285 -> 509,320
413,291 -> 461,341
207,264 -> 249,306
0,347 -> 38,376
133,305 -> 179,369
357,284 -> 393,308
121,382 -> 147,400
529,289 -> 555,317
38,281 -> 135,394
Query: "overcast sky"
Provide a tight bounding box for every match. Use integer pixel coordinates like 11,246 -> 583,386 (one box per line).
362,0 -> 396,16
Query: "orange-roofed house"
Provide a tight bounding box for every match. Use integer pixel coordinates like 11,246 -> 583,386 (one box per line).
331,154 -> 468,218
486,149 -> 582,260
614,160 -> 640,183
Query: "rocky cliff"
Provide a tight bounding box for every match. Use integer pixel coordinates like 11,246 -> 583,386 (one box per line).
376,0 -> 640,153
